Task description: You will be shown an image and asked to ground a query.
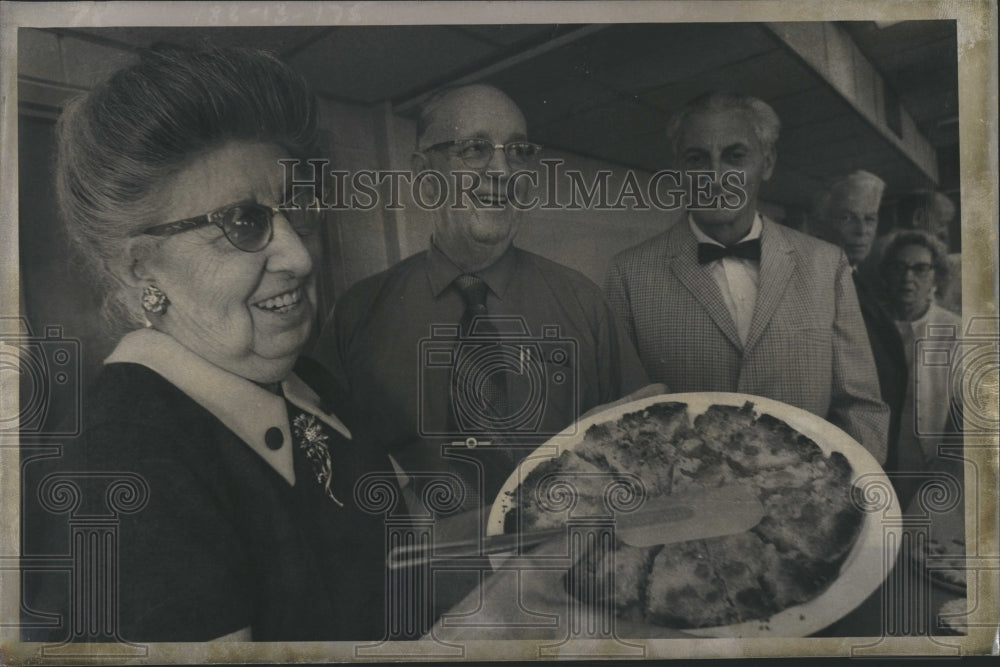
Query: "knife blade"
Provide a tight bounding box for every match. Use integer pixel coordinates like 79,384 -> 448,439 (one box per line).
388,484 -> 763,571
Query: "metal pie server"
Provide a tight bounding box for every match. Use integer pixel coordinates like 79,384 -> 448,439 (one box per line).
388,484 -> 764,570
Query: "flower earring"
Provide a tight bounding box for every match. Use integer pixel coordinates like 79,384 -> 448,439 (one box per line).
141,285 -> 170,315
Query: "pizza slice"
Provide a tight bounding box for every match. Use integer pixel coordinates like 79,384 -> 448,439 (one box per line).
615,402 -> 690,494
619,402 -> 691,448
645,540 -> 738,628
574,403 -> 690,497
514,450 -> 612,530
575,420 -> 635,475
567,540 -> 657,617
692,402 -> 757,449
750,460 -> 824,492
754,476 -> 863,564
726,414 -> 824,475
670,430 -> 735,491
758,542 -> 841,609
703,531 -> 780,622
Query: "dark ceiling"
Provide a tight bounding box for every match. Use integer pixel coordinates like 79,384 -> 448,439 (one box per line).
49,21 -> 960,210
840,20 -> 960,198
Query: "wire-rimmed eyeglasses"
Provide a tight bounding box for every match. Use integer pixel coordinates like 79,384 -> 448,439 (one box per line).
424,138 -> 542,169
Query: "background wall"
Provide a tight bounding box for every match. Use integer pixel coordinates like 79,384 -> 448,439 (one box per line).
16,27 -> 674,382
16,23 -> 959,392
315,98 -> 675,294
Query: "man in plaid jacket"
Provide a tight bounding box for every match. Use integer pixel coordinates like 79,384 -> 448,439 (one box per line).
605,92 -> 889,462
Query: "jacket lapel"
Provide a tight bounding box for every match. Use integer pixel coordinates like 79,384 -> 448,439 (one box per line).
667,222 -> 743,350
744,218 -> 795,353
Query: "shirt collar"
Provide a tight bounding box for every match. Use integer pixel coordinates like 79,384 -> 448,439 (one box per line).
425,238 -> 517,299
688,212 -> 763,248
104,328 -> 352,486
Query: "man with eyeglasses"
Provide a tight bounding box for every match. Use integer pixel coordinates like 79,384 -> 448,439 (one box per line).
312,83 -> 650,517
606,92 -> 888,462
809,170 -> 907,474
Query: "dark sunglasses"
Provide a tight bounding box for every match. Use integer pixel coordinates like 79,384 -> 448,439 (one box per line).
134,193 -> 322,252
424,138 -> 542,169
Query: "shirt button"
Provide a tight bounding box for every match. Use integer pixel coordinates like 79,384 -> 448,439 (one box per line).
265,427 -> 284,450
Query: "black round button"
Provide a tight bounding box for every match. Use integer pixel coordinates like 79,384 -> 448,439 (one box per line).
264,427 -> 284,450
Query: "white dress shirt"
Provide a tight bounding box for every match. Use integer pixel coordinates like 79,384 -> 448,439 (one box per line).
689,213 -> 763,345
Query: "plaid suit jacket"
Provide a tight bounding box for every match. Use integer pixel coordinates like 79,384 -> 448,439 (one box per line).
605,216 -> 889,463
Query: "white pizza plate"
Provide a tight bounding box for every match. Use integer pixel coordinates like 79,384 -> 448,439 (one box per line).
486,392 -> 901,638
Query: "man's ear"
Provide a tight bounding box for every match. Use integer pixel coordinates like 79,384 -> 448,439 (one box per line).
912,207 -> 928,231
762,147 -> 776,181
411,150 -> 429,173
411,151 -> 441,203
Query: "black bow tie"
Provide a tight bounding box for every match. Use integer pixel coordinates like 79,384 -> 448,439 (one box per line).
697,238 -> 761,264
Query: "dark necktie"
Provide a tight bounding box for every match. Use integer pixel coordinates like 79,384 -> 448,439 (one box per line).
450,274 -> 514,510
454,274 -> 490,334
453,274 -> 509,418
697,238 -> 761,264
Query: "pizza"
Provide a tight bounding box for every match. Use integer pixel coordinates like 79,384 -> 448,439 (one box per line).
507,400 -> 865,629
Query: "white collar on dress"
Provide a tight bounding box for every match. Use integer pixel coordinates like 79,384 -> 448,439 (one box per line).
910,302 -> 935,329
104,328 -> 352,486
895,301 -> 942,330
688,211 -> 763,248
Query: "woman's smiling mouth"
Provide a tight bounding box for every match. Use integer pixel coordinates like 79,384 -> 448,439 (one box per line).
254,287 -> 303,313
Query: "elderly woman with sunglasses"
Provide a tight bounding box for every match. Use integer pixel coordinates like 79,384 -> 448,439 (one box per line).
880,230 -> 962,505
38,47 -> 394,642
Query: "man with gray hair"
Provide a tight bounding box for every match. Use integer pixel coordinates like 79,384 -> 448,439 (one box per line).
810,170 -> 907,469
810,170 -> 886,265
313,83 -> 650,512
606,91 -> 889,461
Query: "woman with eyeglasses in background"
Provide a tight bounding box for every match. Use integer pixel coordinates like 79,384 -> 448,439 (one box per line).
30,47 -> 395,642
879,230 -> 962,506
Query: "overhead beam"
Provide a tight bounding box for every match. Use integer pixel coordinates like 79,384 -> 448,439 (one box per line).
393,24 -> 609,114
765,21 -> 939,185
18,77 -> 86,120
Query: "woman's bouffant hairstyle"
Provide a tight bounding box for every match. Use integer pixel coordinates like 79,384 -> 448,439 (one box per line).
56,46 -> 319,332
880,229 -> 951,294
